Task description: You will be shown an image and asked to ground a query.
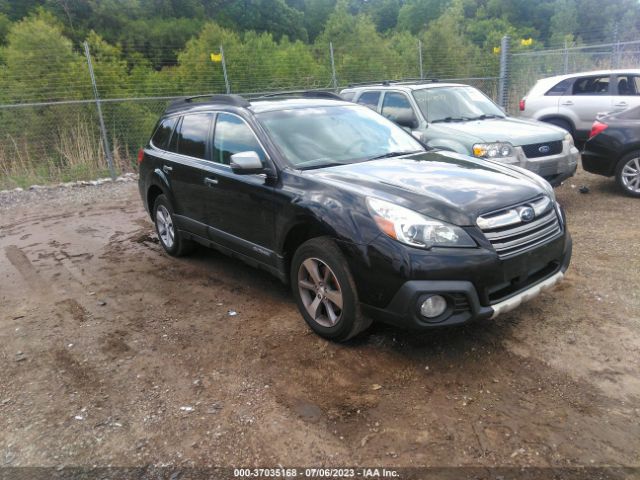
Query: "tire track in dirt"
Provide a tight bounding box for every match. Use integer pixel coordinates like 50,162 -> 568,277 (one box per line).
4,244 -> 52,294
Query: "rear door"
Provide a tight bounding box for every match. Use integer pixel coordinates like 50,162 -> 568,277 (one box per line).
560,74 -> 614,135
164,112 -> 214,238
612,73 -> 640,112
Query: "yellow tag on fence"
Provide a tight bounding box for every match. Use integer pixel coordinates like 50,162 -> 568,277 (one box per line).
210,53 -> 222,62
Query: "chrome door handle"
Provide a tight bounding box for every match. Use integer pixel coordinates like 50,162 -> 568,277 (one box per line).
614,102 -> 628,107
561,101 -> 573,106
162,165 -> 173,173
204,177 -> 218,186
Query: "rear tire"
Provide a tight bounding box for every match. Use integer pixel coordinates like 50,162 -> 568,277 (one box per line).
291,237 -> 371,342
153,195 -> 196,256
615,152 -> 640,198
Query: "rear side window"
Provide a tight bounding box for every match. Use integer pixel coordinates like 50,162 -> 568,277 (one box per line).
381,92 -> 416,123
615,75 -> 640,95
213,113 -> 266,165
545,79 -> 573,96
176,113 -> 212,159
572,76 -> 610,95
357,91 -> 381,109
151,116 -> 177,149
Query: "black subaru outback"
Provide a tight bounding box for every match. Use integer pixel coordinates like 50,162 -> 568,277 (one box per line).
138,93 -> 572,341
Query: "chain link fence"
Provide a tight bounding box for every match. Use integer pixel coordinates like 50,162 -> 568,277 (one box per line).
7,36 -> 636,189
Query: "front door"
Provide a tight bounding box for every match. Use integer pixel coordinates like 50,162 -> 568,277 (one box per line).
202,112 -> 277,264
560,74 -> 614,137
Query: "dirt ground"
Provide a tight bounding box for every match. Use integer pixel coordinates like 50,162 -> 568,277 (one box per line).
0,167 -> 639,471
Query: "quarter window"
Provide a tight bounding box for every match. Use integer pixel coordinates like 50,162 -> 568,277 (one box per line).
176,113 -> 212,159
213,113 -> 266,165
357,91 -> 381,110
572,76 -> 610,95
151,116 -> 177,150
545,79 -> 572,96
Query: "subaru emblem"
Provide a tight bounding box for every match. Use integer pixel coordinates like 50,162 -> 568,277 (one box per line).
518,206 -> 535,222
538,145 -> 550,154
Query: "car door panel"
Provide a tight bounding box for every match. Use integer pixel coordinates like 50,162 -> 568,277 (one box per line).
560,75 -> 614,134
612,74 -> 640,112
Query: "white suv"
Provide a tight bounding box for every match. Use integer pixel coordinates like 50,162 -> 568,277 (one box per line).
519,69 -> 640,143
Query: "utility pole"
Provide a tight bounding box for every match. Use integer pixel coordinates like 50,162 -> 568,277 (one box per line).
329,42 -> 338,91
220,45 -> 230,94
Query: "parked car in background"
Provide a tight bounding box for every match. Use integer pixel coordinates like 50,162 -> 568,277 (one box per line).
519,69 -> 640,144
340,81 -> 578,186
139,93 -> 571,342
582,105 -> 640,197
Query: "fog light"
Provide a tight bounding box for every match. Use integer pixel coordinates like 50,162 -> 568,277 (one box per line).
420,295 -> 447,318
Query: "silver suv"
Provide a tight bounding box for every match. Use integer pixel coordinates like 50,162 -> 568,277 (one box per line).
519,69 -> 640,143
341,81 -> 578,186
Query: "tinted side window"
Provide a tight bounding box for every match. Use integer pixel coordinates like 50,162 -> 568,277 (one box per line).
357,91 -> 381,109
615,75 -> 640,95
213,113 -> 266,165
572,76 -> 610,95
381,92 -> 416,123
151,116 -> 177,149
545,79 -> 573,96
176,113 -> 212,159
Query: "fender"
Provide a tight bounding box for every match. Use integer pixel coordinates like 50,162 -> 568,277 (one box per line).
426,139 -> 470,155
145,167 -> 177,214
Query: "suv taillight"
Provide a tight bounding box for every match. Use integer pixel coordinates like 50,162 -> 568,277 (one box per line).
137,148 -> 144,165
519,98 -> 525,111
589,121 -> 608,139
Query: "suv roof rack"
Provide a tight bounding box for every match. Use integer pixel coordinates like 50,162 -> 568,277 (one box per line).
252,90 -> 343,101
346,78 -> 440,88
165,94 -> 251,113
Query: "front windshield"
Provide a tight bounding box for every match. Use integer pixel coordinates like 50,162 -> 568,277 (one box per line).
412,86 -> 505,123
256,105 -> 423,169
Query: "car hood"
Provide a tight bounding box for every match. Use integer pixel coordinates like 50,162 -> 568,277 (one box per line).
430,117 -> 566,146
308,151 -> 548,226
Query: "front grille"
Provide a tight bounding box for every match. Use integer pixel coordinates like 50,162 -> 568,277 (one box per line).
478,198 -> 562,259
522,140 -> 563,158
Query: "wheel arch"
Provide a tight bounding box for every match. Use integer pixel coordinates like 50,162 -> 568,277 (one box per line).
280,219 -> 336,278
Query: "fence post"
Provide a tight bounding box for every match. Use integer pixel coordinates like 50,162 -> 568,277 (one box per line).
418,40 -> 424,79
220,45 -> 231,94
329,42 -> 338,91
497,35 -> 511,110
83,41 -> 116,181
563,39 -> 569,74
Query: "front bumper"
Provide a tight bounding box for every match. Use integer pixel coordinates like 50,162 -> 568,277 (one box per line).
494,140 -> 579,186
359,232 -> 572,330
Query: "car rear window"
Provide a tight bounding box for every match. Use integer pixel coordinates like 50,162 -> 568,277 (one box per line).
151,116 -> 177,150
176,113 -> 212,160
545,79 -> 572,96
357,91 -> 381,109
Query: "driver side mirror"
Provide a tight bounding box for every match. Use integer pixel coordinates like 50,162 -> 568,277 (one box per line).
230,151 -> 264,175
392,111 -> 419,130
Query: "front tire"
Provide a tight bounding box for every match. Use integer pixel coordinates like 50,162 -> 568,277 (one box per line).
615,152 -> 640,197
153,195 -> 196,256
291,237 -> 371,341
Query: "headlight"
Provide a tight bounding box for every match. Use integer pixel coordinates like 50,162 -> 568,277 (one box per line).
564,133 -> 574,146
472,142 -> 514,158
366,197 -> 476,248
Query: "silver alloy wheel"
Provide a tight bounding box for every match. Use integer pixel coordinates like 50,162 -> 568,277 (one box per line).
298,257 -> 343,328
621,157 -> 640,194
156,205 -> 175,249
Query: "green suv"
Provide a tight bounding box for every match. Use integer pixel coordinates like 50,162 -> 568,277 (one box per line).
340,81 -> 579,186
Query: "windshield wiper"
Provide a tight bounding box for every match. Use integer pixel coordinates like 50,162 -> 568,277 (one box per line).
367,150 -> 423,161
467,114 -> 505,121
430,116 -> 471,123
